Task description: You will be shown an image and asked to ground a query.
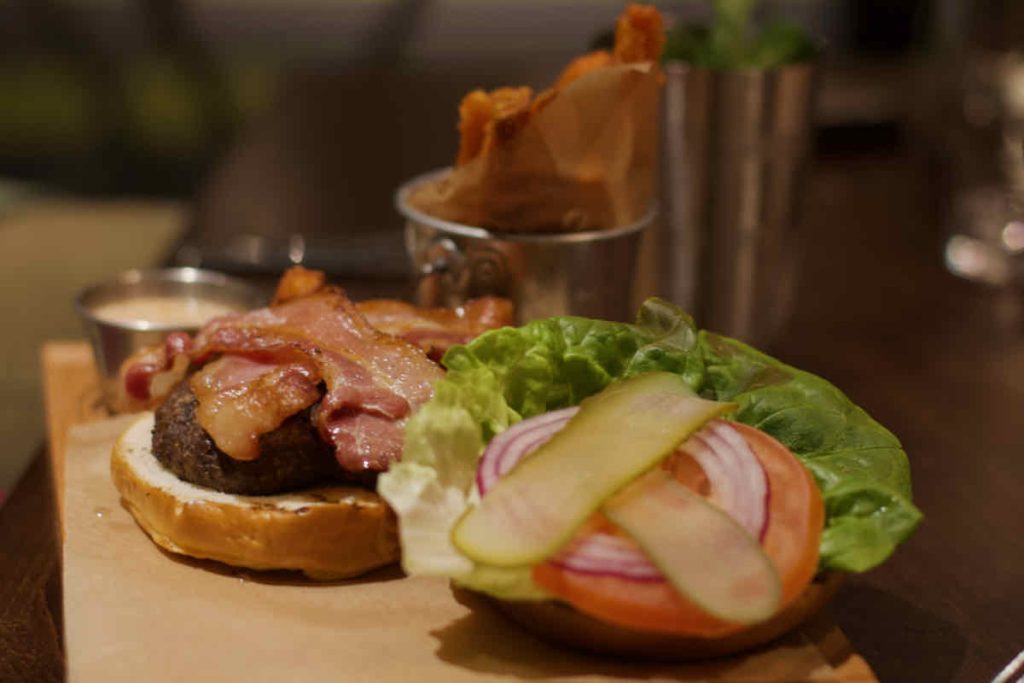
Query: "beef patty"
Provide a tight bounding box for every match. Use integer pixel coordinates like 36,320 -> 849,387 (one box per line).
152,381 -> 345,495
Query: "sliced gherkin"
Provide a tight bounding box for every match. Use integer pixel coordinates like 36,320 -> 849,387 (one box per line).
452,372 -> 732,566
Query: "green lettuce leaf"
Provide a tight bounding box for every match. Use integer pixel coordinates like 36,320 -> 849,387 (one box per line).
378,299 -> 921,599
694,332 -> 921,571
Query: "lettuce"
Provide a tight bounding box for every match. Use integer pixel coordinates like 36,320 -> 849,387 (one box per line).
378,299 -> 921,599
695,333 -> 921,571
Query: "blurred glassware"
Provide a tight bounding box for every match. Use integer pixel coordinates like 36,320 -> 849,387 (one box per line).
660,60 -> 816,346
942,52 -> 1024,289
945,187 -> 1024,287
998,54 -> 1024,191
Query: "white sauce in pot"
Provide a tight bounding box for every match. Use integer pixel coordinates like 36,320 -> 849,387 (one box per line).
90,296 -> 243,327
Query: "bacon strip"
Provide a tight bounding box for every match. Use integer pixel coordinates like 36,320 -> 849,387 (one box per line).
190,356 -> 321,461
117,271 -> 510,471
357,297 -> 513,360
189,288 -> 444,471
116,332 -> 193,413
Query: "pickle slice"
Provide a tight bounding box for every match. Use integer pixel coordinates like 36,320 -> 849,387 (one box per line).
605,470 -> 782,624
452,372 -> 732,566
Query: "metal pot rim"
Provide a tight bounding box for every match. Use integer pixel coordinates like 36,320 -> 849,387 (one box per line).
395,167 -> 657,244
75,267 -> 261,332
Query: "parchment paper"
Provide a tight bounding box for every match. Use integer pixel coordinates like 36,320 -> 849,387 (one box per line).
63,418 -> 875,682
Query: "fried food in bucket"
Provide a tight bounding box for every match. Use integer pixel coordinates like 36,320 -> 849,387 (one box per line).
413,4 -> 664,233
613,3 -> 666,63
455,4 -> 664,171
457,87 -> 534,167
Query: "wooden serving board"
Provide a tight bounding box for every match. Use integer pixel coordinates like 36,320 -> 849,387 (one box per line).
41,341 -> 108,525
44,340 -> 878,682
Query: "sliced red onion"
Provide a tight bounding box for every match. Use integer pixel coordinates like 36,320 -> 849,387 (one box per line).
476,407 -> 578,495
549,532 -> 664,581
680,421 -> 770,541
474,409 -> 770,582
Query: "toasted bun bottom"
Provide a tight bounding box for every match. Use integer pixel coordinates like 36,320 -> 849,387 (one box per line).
470,572 -> 843,661
111,413 -> 399,580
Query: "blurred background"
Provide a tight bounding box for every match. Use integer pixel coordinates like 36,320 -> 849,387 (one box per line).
1,0 -> 1023,496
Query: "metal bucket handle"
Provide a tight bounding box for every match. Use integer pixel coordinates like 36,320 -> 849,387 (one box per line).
415,235 -> 514,308
415,236 -> 461,308
397,168 -> 658,321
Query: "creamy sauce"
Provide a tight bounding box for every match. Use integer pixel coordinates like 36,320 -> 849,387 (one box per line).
91,296 -> 243,327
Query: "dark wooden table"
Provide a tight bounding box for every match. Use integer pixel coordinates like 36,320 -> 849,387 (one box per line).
2,146 -> 1022,682
776,149 -> 1024,683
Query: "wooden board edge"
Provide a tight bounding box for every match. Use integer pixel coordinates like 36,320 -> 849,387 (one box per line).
40,340 -> 105,527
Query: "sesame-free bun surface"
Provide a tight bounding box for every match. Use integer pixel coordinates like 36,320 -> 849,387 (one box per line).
111,413 -> 399,580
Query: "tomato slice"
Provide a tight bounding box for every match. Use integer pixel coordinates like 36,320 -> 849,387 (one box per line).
532,422 -> 824,636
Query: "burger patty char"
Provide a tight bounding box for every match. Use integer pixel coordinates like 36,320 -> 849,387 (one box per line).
152,381 -> 345,495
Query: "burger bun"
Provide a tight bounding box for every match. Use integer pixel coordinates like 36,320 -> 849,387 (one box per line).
111,413 -> 399,580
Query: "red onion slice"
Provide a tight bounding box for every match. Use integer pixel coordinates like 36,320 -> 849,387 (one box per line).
474,408 -> 770,582
680,422 -> 770,541
476,407 -> 578,495
549,532 -> 664,581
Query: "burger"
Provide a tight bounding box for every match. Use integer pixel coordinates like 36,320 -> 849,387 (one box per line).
111,267 -> 512,579
378,298 -> 922,658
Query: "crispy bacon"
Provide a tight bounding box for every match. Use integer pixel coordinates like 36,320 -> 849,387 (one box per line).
188,288 -> 444,471
190,356 -> 321,461
118,268 -> 510,473
357,297 -> 514,360
116,332 -> 194,412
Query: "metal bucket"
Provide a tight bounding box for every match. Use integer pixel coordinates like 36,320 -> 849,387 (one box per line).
397,169 -> 657,323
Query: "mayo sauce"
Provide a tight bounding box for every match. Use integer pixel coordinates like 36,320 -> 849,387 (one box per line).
90,296 -> 243,327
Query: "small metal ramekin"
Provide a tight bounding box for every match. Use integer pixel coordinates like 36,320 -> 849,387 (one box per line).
75,268 -> 263,410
